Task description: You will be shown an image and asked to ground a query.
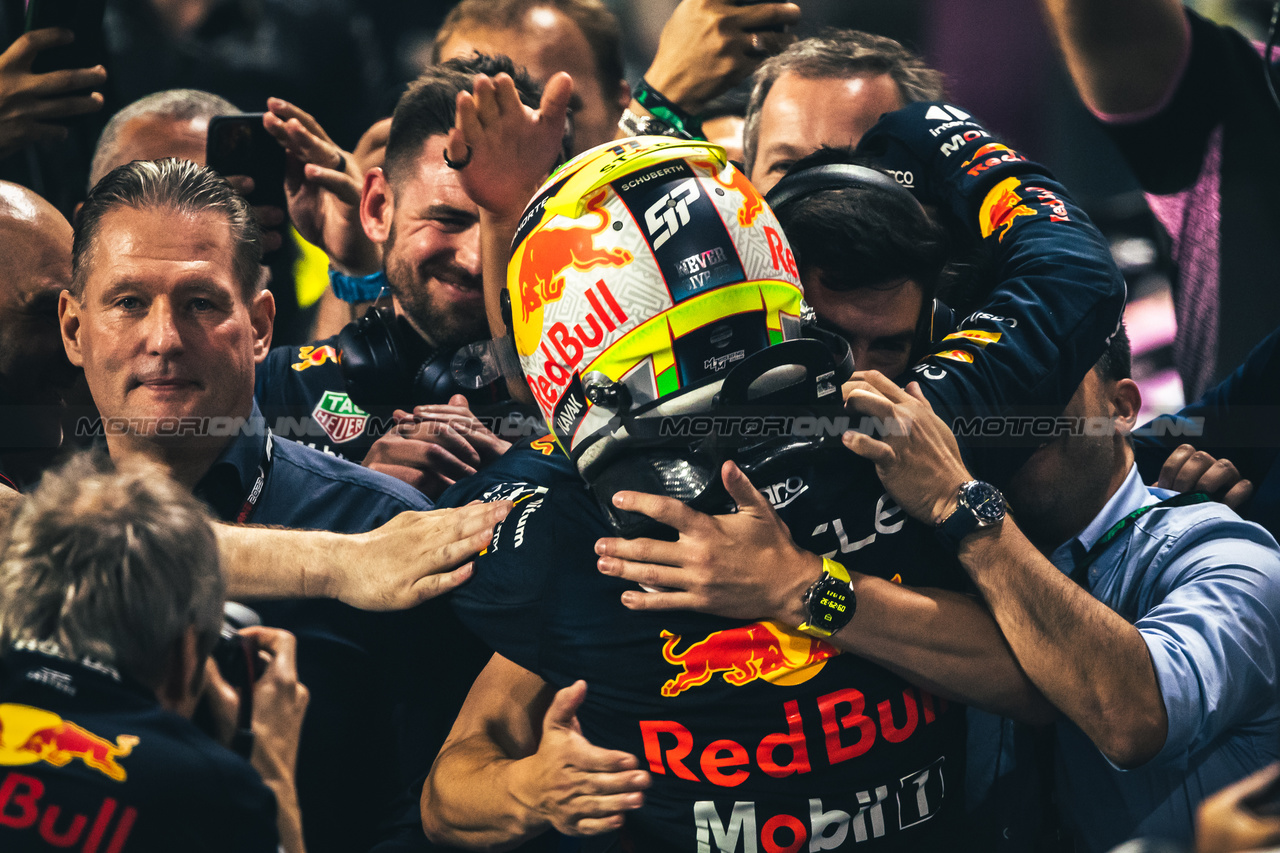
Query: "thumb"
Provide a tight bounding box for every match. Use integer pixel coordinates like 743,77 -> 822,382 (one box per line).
449,393 -> 470,409
540,72 -> 574,125
722,461 -> 769,515
543,680 -> 588,733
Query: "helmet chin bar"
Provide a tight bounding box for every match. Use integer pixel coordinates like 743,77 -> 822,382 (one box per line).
584,330 -> 854,538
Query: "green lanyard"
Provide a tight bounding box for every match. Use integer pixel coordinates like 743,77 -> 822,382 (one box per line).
1070,491 -> 1211,587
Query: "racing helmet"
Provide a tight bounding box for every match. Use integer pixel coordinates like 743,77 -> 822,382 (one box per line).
506,137 -> 850,532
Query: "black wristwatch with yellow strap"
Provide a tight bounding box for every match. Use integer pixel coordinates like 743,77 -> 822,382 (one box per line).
797,558 -> 856,638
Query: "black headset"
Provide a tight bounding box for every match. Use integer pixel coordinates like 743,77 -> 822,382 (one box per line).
336,306 -> 470,412
765,161 -> 956,352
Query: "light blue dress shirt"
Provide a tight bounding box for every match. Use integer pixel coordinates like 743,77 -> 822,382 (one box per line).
1049,464 -> 1280,851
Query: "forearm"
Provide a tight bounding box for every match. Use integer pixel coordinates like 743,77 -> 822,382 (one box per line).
422,737 -> 550,851
214,524 -> 338,600
264,778 -> 306,853
959,519 -> 1168,765
1040,0 -> 1188,115
481,209 -> 521,340
844,577 -> 1053,722
772,555 -> 1052,722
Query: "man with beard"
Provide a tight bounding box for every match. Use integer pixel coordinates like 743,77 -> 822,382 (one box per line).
253,56 -> 543,495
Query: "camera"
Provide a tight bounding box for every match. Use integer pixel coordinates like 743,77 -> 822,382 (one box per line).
195,602 -> 265,756
212,601 -> 266,692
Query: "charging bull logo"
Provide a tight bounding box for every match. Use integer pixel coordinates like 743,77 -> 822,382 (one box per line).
979,177 -> 1038,243
511,189 -> 633,356
0,704 -> 139,782
292,344 -> 340,372
695,160 -> 764,227
659,622 -> 838,697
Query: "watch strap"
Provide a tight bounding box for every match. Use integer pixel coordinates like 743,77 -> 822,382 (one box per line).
797,558 -> 855,638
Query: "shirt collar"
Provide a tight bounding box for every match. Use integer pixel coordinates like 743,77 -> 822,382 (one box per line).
1050,463 -> 1155,567
193,404 -> 269,522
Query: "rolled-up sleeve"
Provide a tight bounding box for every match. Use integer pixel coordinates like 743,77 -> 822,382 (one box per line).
1135,521 -> 1280,769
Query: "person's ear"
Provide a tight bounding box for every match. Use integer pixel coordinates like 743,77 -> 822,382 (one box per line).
158,625 -> 204,718
1112,378 -> 1142,436
59,290 -> 85,368
249,287 -> 275,363
361,167 -> 393,245
613,78 -> 632,113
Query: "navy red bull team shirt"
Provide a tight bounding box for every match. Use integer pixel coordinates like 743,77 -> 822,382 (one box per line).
0,649 -> 278,852
191,407 -> 492,853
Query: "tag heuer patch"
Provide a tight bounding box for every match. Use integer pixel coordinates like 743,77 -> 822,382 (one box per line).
312,391 -> 369,444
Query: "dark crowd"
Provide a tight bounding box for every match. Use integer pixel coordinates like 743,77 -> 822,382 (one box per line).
1,1 -> 1279,852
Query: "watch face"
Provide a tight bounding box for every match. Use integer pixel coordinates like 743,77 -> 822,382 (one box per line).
964,481 -> 1006,523
809,574 -> 855,631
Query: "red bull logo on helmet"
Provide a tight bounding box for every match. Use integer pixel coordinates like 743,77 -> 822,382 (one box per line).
659,622 -> 838,697
511,189 -> 634,358
695,160 -> 765,228
0,704 -> 139,782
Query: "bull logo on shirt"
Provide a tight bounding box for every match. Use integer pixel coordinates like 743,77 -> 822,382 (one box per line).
0,704 -> 139,782
658,622 -> 838,697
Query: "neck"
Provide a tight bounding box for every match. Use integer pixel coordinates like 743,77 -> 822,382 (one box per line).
1024,442 -> 1136,553
392,296 -> 436,348
105,432 -> 230,490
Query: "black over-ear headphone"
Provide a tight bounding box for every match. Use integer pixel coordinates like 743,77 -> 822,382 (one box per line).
764,162 -> 928,216
764,162 -> 956,349
336,306 -> 466,412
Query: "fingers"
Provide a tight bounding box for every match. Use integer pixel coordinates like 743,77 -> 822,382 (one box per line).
611,489 -> 703,531
595,533 -> 683,568
266,97 -> 333,145
3,28 -> 73,66
1223,478 -> 1255,511
10,90 -> 104,121
492,72 -> 525,119
841,429 -> 896,465
450,93 -> 480,162
544,680 -> 589,731
400,420 -> 484,468
473,74 -> 500,128
409,562 -> 474,601
240,625 -> 299,677
201,659 -> 240,747
843,386 -> 898,421
618,588 -> 703,612
299,163 -> 362,204
1166,447 -> 1226,494
1157,444 -> 1196,490
540,71 -> 574,125
597,555 -> 689,593
851,369 -> 910,400
721,460 -> 770,515
23,65 -> 107,98
419,501 -> 513,571
726,2 -> 802,31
